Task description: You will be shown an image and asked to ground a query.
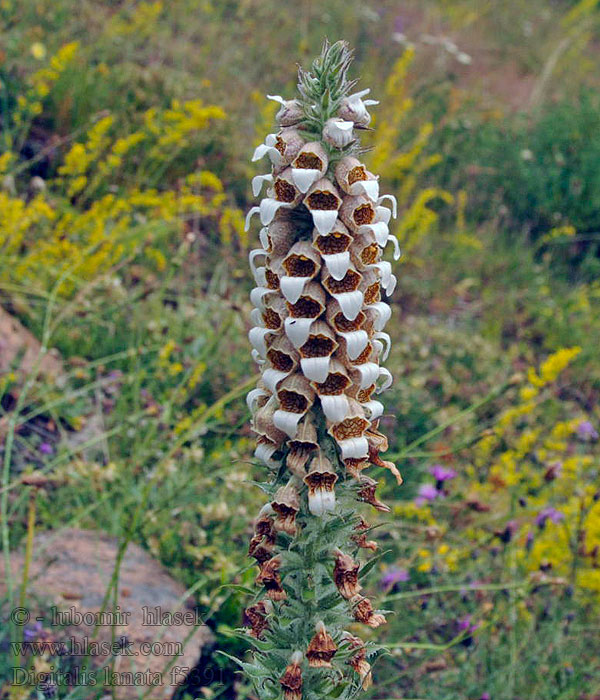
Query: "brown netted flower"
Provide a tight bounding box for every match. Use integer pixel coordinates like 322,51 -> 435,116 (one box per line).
248,505 -> 276,563
256,556 -> 286,601
286,418 -> 319,476
248,533 -> 275,565
305,177 -> 343,235
350,595 -> 386,628
280,651 -> 303,700
306,621 -> 337,668
271,482 -> 300,535
303,452 -> 338,516
291,141 -> 328,193
333,549 -> 362,599
243,599 -> 273,639
342,632 -> 373,689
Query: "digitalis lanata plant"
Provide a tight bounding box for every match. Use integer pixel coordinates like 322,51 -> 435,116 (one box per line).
242,41 -> 401,700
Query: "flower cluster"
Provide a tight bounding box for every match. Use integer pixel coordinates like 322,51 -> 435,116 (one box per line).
0,42 -> 245,300
241,41 -> 401,699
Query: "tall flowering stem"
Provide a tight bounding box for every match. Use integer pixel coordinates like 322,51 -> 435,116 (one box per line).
242,41 -> 401,700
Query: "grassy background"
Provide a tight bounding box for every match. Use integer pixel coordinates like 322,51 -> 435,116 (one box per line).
1,1 -> 600,699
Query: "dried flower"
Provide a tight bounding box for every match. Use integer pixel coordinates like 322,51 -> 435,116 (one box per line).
333,549 -> 362,599
343,633 -> 373,689
306,621 -> 337,667
280,652 -> 303,700
244,600 -> 273,639
351,595 -> 387,628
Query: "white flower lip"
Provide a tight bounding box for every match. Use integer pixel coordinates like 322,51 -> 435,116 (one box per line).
280,276 -> 310,304
375,205 -> 392,225
377,367 -> 393,393
321,252 -> 351,281
319,394 -> 350,423
252,133 -> 283,165
359,221 -> 389,246
308,489 -> 336,516
310,210 -> 339,236
369,261 -> 395,294
330,290 -> 364,321
362,400 -> 384,421
291,168 -> 321,193
252,174 -> 273,197
259,227 -> 270,250
285,317 -> 315,348
247,387 -> 269,413
249,326 -> 276,358
349,178 -> 380,201
250,286 -> 275,309
378,194 -> 397,219
273,410 -> 304,438
260,198 -> 290,226
373,332 -> 392,361
300,356 -> 331,383
322,118 -> 354,148
352,362 -> 380,389
338,330 -> 370,361
254,441 -> 279,468
337,436 -> 369,459
365,301 -> 392,331
250,308 -> 263,327
262,367 -> 292,393
249,248 -> 268,283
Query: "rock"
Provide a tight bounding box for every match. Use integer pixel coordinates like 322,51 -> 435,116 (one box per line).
0,307 -> 62,377
1,528 -> 213,699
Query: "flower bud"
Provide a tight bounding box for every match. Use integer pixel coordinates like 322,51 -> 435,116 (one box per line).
322,118 -> 354,148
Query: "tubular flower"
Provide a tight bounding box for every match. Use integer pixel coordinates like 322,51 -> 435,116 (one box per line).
242,41 -> 400,699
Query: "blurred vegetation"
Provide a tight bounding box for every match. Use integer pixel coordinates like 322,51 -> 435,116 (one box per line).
1,1 -> 600,699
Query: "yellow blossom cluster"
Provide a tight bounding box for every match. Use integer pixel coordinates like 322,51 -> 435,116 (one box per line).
466,347 -> 599,594
368,48 -> 453,259
0,44 -> 246,299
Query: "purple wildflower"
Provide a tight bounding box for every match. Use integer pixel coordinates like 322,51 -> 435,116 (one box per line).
535,507 -> 565,529
24,621 -> 44,641
380,567 -> 409,589
457,615 -> 480,634
526,530 -> 534,551
576,420 -> 598,441
480,694 -> 491,700
428,464 -> 457,482
415,483 -> 441,506
39,442 -> 53,456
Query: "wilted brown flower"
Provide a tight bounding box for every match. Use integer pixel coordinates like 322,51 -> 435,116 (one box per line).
342,632 -> 373,689
243,599 -> 273,639
271,482 -> 300,535
256,556 -> 286,601
351,595 -> 386,628
333,549 -> 362,599
306,621 -> 337,668
280,651 -> 303,700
